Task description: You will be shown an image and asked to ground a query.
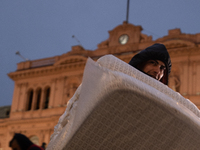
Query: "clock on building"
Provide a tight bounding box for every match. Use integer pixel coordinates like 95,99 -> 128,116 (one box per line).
119,34 -> 129,45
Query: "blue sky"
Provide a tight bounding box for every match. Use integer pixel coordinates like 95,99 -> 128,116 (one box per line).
0,0 -> 200,106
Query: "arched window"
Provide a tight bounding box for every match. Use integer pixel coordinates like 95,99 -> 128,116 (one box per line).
27,89 -> 34,111
30,135 -> 39,146
72,83 -> 78,92
66,82 -> 79,99
44,87 -> 50,109
35,88 -> 42,110
169,75 -> 180,92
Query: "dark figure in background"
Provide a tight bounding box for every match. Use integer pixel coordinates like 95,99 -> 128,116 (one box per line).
9,133 -> 44,150
129,43 -> 171,85
41,142 -> 46,150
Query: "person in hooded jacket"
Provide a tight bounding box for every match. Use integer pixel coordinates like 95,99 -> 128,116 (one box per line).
9,133 -> 44,150
129,43 -> 171,85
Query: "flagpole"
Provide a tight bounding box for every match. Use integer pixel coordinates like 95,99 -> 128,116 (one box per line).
126,0 -> 130,23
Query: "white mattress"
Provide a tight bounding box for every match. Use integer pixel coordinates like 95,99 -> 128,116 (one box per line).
47,55 -> 200,150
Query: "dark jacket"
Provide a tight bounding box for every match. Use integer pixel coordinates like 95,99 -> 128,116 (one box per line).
129,43 -> 171,85
9,133 -> 44,150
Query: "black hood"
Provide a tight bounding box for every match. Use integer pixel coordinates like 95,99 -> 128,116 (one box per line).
10,133 -> 34,150
129,43 -> 171,85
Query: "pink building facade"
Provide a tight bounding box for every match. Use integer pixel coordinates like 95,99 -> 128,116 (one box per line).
1,21 -> 200,149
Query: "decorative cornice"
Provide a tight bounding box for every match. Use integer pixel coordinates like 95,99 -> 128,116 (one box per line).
156,30 -> 200,43
54,55 -> 88,66
8,61 -> 86,81
108,44 -> 139,54
162,39 -> 196,48
168,47 -> 200,56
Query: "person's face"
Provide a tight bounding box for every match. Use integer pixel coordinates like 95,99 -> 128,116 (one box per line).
10,139 -> 21,150
142,60 -> 166,81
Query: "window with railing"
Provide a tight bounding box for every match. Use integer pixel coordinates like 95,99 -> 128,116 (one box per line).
26,87 -> 51,111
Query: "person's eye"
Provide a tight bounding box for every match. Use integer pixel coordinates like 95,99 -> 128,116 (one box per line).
149,60 -> 156,65
160,66 -> 166,70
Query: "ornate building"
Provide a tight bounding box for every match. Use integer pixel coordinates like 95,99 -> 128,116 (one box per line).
1,21 -> 200,150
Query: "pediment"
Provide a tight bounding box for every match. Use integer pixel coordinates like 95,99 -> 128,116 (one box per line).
104,21 -> 152,47
109,21 -> 143,33
161,39 -> 196,49
54,55 -> 88,66
156,28 -> 198,49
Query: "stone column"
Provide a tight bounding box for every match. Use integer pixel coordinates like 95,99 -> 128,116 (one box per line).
31,89 -> 37,110
21,83 -> 28,111
40,88 -> 45,109
10,83 -> 21,112
179,61 -> 188,96
49,79 -> 57,108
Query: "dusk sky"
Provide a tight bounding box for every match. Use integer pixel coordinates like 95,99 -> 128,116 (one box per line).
1,0 -> 200,107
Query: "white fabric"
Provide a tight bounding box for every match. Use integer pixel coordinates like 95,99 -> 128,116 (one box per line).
47,55 -> 200,150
